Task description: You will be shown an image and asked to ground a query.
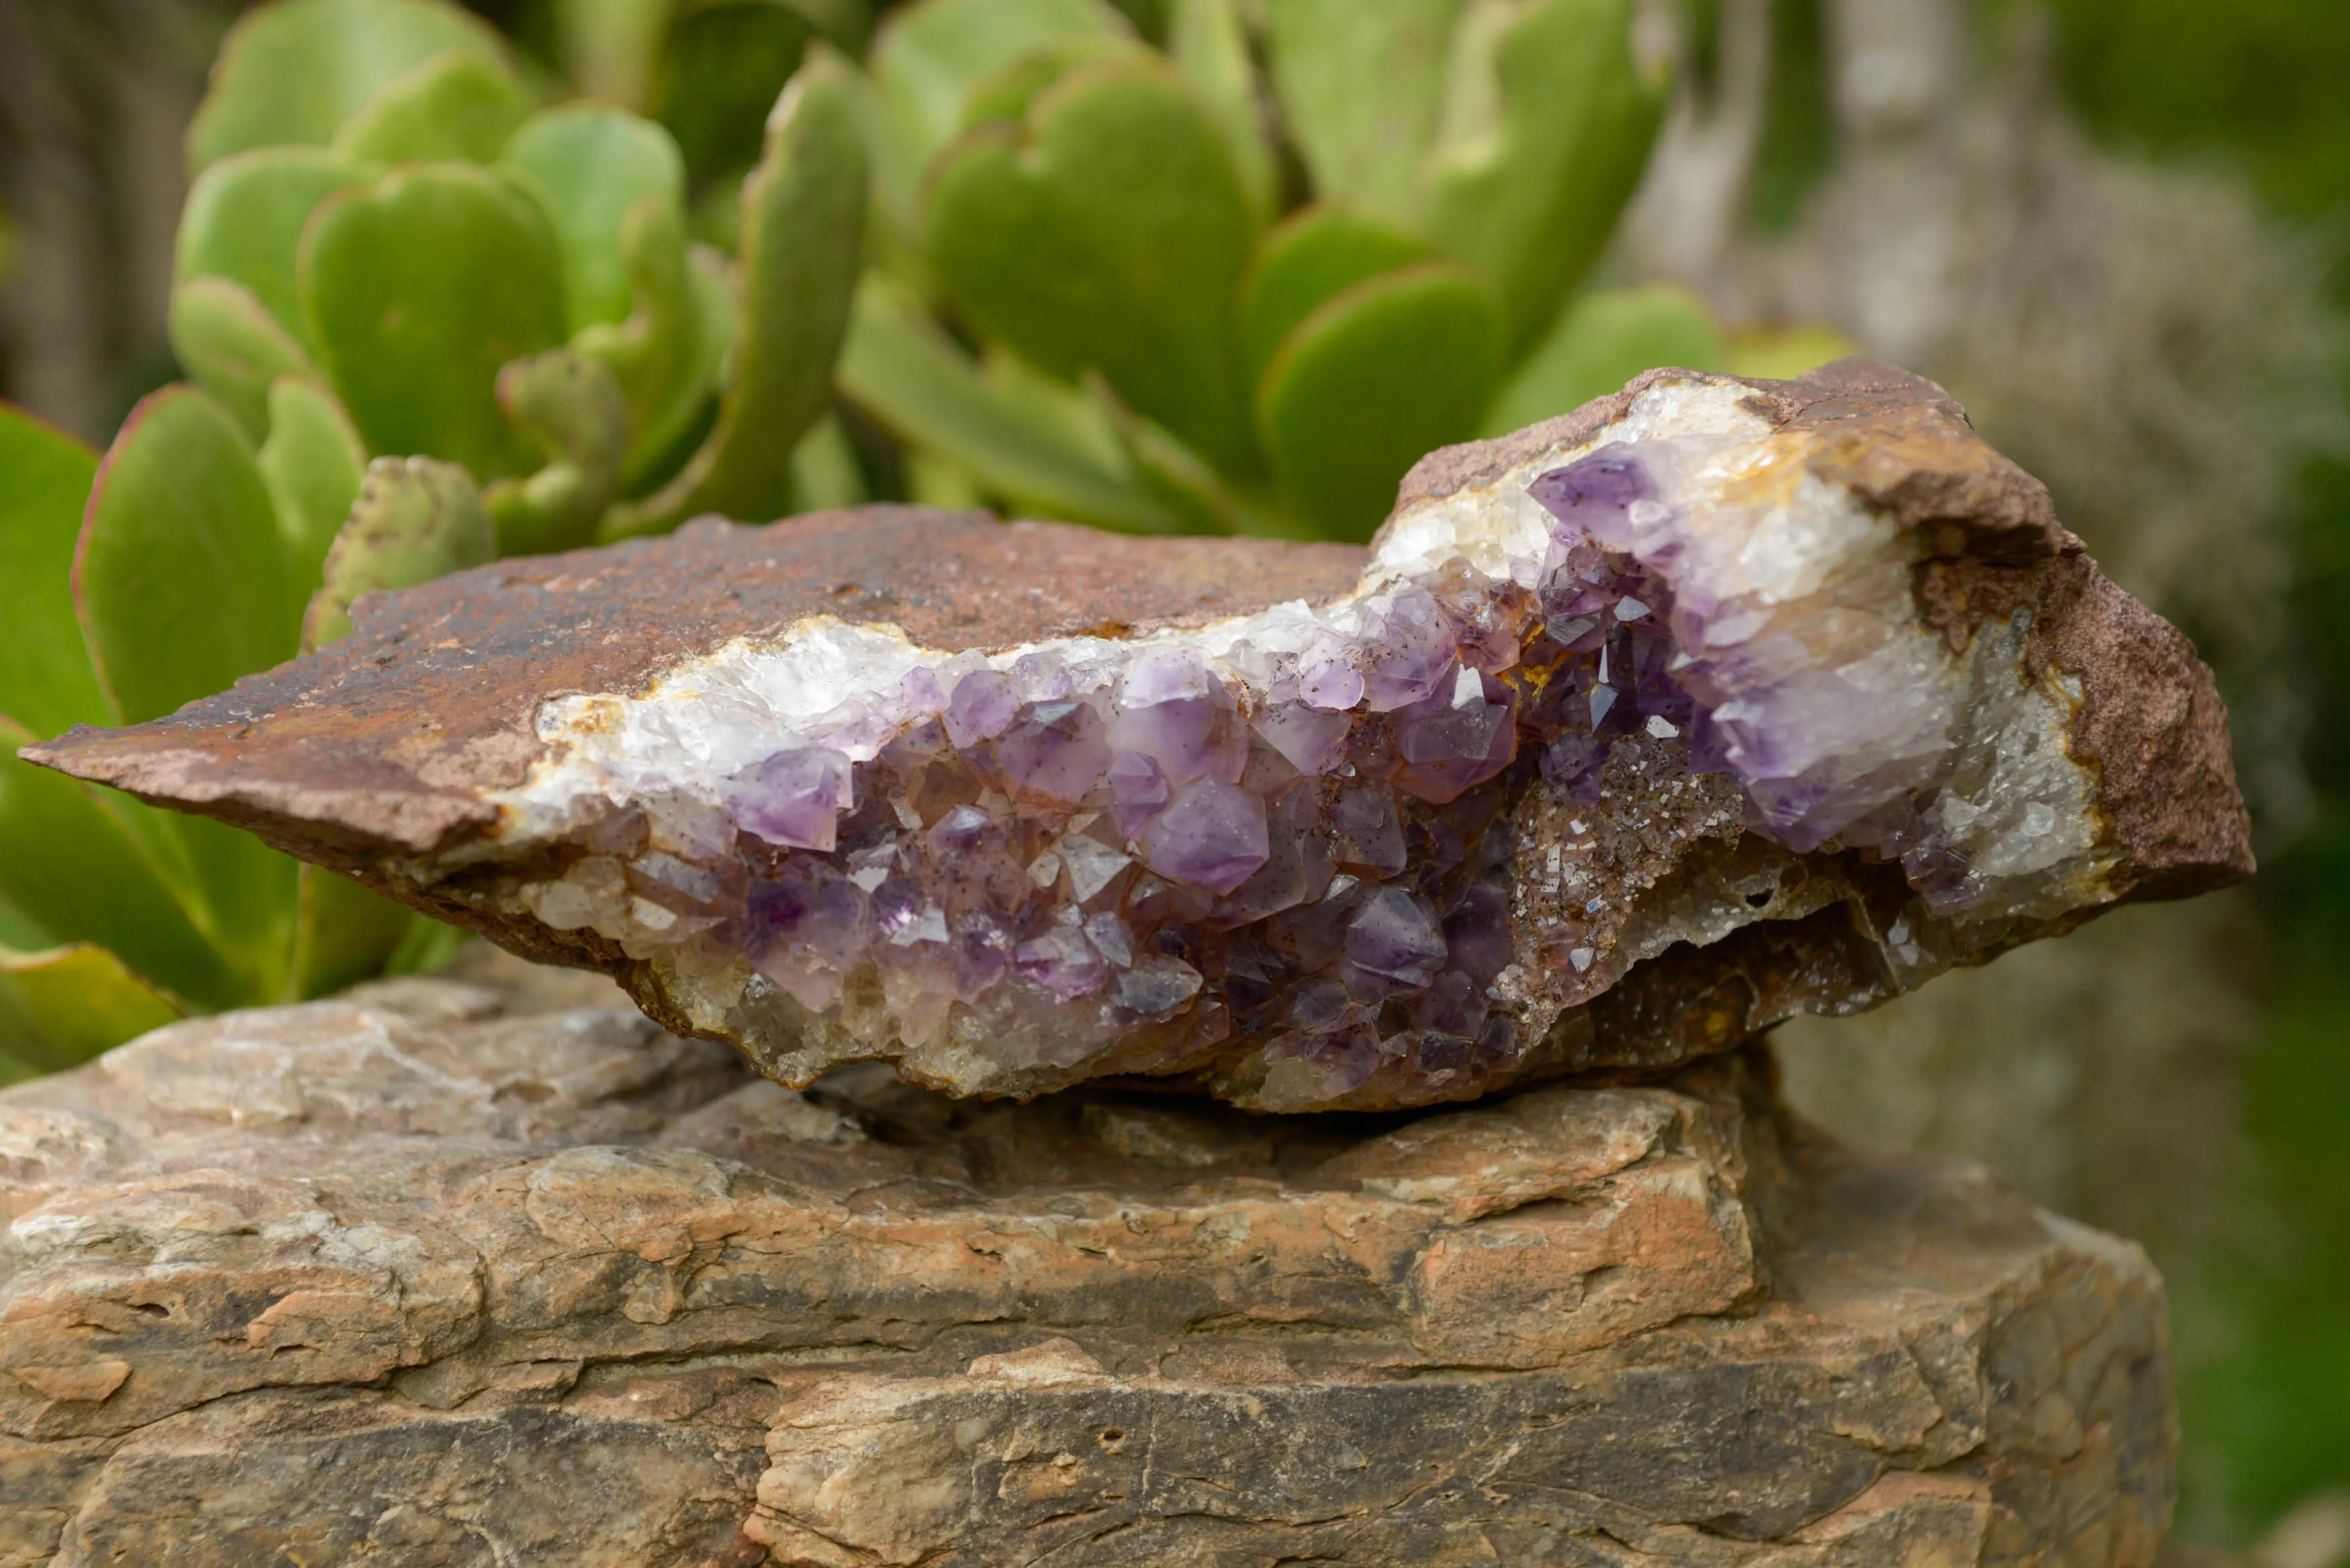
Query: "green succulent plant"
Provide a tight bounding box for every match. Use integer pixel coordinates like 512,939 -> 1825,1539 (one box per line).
838,0 -> 1742,539
0,0 -> 872,1076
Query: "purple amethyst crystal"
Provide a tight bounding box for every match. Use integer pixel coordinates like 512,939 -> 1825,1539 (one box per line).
1107,750 -> 1172,836
726,746 -> 851,851
1254,701 -> 1353,777
1361,591 -> 1456,711
1013,914 -> 1107,999
1528,445 -> 1651,544
1390,668 -> 1516,804
992,699 -> 1112,805
1342,887 -> 1449,997
1135,777 -> 1269,895
1110,650 -> 1247,786
943,669 -> 1019,746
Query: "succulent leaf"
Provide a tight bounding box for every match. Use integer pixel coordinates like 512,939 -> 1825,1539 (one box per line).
168,277 -> 323,443
1727,323 -> 1859,382
0,941 -> 183,1076
0,716 -> 245,1010
482,349 -> 632,556
1166,0 -> 1278,223
1255,260 -> 1502,538
867,0 -> 1129,230
0,897 -> 44,952
1240,205 -> 1438,393
1419,0 -> 1668,348
303,457 -> 497,650
1261,0 -> 1461,220
69,391 -> 301,1002
1482,283 -> 1726,435
187,0 -> 512,173
258,375 -> 371,591
575,197 -> 735,493
291,865 -> 419,999
604,58 -> 868,535
551,0 -> 671,109
0,411 -> 271,1015
788,413 -> 869,511
0,405 -> 109,739
651,1 -> 822,181
78,387 -> 306,723
837,282 -> 1183,534
502,106 -> 688,333
330,48 -> 536,165
299,162 -> 568,480
923,60 -> 1260,473
175,148 -> 363,349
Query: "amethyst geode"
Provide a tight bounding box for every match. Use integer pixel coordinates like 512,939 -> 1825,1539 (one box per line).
30,363 -> 2252,1110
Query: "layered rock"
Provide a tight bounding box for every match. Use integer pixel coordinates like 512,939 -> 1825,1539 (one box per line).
26,362 -> 2251,1110
0,962 -> 2173,1567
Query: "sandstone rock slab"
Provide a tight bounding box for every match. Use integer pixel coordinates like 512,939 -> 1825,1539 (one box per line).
0,965 -> 2171,1566
27,362 -> 2249,1112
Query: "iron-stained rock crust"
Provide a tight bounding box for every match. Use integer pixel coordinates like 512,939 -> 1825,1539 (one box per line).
23,512 -> 1363,860
24,361 -> 2254,1097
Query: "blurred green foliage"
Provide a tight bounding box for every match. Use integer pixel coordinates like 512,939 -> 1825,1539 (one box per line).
0,0 -> 871,1075
841,0 -> 1713,540
2007,0 -> 2350,1542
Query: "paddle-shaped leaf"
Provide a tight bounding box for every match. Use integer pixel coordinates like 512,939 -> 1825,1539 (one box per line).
867,0 -> 1128,229
292,867 -> 419,999
0,716 -> 239,1008
0,405 -> 107,738
838,282 -> 1182,534
1256,260 -> 1502,538
1167,0 -> 1277,223
77,386 -> 306,723
258,375 -> 371,591
575,197 -> 733,494
0,941 -> 183,1077
651,1 -> 820,181
168,277 -> 321,442
1420,0 -> 1668,348
301,162 -> 567,480
1261,0 -> 1460,219
330,48 -> 535,164
187,0 -> 512,172
67,392 -> 302,999
1728,324 -> 1858,381
924,60 -> 1259,472
303,457 -> 496,650
175,147 -> 362,348
1482,284 -> 1726,435
1239,205 -> 1436,393
606,58 -> 867,534
0,412 -> 258,1016
503,106 -> 688,333
482,349 -> 630,556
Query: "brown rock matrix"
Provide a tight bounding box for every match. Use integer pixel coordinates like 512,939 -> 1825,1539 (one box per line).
0,964 -> 2171,1565
26,362 -> 2249,1112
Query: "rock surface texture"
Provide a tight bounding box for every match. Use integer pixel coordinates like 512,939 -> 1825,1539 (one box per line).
27,362 -> 2251,1110
0,961 -> 2173,1566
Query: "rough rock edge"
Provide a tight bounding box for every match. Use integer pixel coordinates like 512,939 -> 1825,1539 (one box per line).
0,968 -> 2173,1566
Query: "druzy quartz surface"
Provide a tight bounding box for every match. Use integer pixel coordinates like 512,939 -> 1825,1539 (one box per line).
28,363 -> 2254,1110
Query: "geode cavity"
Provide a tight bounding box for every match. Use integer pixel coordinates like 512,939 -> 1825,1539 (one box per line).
28,362 -> 2253,1110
